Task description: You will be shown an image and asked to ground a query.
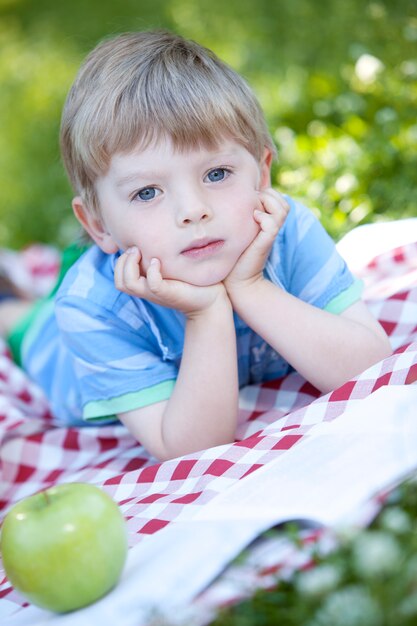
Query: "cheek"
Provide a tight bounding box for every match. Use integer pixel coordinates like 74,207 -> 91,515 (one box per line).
121,221 -> 165,268
135,229 -> 175,276
233,193 -> 261,246
135,244 -> 157,276
239,220 -> 260,254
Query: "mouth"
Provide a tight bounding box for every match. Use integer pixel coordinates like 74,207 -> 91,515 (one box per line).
181,238 -> 225,259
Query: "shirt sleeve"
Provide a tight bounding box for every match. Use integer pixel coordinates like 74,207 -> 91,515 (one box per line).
55,296 -> 178,423
266,198 -> 362,311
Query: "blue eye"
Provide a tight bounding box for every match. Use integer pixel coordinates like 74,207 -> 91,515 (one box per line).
206,168 -> 228,183
136,187 -> 158,201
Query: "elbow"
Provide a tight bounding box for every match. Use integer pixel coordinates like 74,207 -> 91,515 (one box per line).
345,331 -> 393,380
317,334 -> 393,396
156,431 -> 236,463
368,332 -> 392,367
371,321 -> 393,362
379,335 -> 393,361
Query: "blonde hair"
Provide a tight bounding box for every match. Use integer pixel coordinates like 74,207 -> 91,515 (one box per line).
60,30 -> 276,216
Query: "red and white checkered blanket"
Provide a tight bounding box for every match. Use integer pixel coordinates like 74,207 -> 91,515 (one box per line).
1,234 -> 417,617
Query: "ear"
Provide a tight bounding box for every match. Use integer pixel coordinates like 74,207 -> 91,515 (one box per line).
72,197 -> 118,254
258,147 -> 273,190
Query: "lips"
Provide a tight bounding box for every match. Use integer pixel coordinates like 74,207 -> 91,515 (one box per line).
181,238 -> 225,259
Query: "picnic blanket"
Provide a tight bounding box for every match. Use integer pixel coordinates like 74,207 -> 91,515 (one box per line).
1,220 -> 417,622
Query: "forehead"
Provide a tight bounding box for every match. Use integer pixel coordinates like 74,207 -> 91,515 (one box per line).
103,137 -> 253,183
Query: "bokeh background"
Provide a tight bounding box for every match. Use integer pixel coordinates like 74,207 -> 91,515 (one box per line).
0,0 -> 416,250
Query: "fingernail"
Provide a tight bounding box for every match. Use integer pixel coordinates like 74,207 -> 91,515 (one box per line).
126,246 -> 138,255
150,257 -> 158,265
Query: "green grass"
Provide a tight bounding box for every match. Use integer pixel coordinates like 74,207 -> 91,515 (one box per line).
0,0 -> 416,249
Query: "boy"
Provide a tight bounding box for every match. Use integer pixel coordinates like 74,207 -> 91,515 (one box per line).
3,31 -> 391,460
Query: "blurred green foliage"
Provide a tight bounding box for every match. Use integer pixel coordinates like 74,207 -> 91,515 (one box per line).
213,478 -> 417,626
0,0 -> 416,249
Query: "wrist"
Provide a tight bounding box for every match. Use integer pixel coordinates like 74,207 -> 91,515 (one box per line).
186,284 -> 232,322
225,274 -> 266,306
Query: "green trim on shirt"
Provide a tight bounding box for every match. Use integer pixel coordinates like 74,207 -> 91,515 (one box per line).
83,379 -> 177,421
324,278 -> 364,315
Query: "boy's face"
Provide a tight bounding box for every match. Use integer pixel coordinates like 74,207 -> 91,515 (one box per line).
74,137 -> 272,286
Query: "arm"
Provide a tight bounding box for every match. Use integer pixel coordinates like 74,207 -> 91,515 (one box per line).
225,190 -> 392,394
114,249 -> 239,461
228,281 -> 390,393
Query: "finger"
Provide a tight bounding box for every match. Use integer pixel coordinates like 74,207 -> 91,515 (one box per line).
254,209 -> 280,238
114,251 -> 129,291
258,190 -> 289,230
120,247 -> 145,294
146,258 -> 164,293
259,188 -> 290,216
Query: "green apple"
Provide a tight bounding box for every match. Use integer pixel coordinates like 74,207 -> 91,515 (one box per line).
1,483 -> 128,613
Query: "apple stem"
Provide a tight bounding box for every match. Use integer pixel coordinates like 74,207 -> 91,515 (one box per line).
43,490 -> 50,505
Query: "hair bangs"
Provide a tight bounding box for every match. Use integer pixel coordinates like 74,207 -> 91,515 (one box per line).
95,68 -> 261,166
60,31 -> 276,216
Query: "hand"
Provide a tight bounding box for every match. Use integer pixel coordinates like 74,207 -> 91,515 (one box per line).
224,188 -> 289,294
114,247 -> 228,318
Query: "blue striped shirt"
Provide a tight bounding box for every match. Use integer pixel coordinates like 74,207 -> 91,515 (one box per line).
22,197 -> 361,425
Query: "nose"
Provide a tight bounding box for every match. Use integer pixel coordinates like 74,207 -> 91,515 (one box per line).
174,189 -> 213,226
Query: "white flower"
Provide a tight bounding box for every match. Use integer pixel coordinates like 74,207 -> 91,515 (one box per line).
335,173 -> 358,194
308,585 -> 383,626
352,531 -> 403,578
379,507 -> 412,534
354,54 -> 384,84
296,564 -> 342,598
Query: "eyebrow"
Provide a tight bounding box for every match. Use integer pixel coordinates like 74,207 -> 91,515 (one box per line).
114,171 -> 158,188
113,149 -> 241,188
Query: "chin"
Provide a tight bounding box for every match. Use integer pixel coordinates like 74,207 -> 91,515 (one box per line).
175,268 -> 230,287
188,278 -> 225,287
